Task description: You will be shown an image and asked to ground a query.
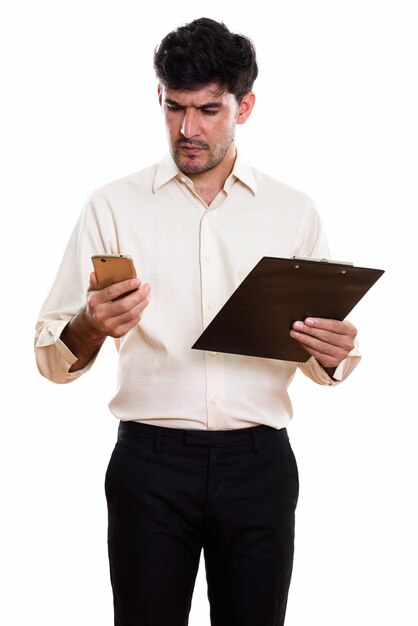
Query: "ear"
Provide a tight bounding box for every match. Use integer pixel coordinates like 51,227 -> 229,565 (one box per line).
157,84 -> 162,106
236,91 -> 256,125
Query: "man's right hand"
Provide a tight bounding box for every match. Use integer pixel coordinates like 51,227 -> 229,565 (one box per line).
60,272 -> 152,372
85,272 -> 152,339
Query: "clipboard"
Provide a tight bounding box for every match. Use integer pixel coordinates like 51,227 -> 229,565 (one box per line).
192,256 -> 384,362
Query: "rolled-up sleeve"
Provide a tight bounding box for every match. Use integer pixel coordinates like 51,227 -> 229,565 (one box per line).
293,203 -> 362,386
35,192 -> 118,383
34,320 -> 97,383
298,338 -> 362,386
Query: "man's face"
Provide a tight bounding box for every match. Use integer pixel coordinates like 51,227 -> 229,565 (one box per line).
158,83 -> 242,175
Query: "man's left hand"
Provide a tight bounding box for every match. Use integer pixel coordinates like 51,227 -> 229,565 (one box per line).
290,318 -> 357,369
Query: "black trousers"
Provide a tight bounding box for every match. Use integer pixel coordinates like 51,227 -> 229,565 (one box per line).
105,421 -> 299,626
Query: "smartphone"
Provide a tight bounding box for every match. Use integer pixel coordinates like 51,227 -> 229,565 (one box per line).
91,254 -> 137,289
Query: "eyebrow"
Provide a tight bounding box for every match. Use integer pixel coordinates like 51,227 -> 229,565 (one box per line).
165,98 -> 223,109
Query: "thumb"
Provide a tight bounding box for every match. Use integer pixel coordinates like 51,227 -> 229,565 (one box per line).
88,271 -> 99,291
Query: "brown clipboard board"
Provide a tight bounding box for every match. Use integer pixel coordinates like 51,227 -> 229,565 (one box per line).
192,256 -> 384,362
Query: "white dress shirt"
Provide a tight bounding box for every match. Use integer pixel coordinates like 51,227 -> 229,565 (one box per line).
35,152 -> 361,430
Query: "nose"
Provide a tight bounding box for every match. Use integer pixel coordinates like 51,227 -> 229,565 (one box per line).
180,108 -> 199,138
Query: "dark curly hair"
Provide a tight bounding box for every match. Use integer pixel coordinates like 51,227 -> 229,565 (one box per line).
154,17 -> 258,102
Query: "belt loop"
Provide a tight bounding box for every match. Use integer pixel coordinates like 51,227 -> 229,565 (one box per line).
154,428 -> 162,453
251,428 -> 260,454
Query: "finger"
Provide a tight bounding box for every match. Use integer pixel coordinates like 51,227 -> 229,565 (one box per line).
98,289 -> 152,337
90,284 -> 151,324
290,326 -> 353,368
106,283 -> 151,316
297,344 -> 344,369
292,322 -> 354,352
291,320 -> 356,352
301,317 -> 357,336
290,328 -> 341,357
94,277 -> 142,303
290,333 -> 346,368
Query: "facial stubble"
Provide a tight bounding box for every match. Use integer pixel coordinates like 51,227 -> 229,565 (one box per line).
171,130 -> 235,175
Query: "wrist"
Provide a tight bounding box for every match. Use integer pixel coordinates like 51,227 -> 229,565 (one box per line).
60,307 -> 106,355
322,366 -> 337,380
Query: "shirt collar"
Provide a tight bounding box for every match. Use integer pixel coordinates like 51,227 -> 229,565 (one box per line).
153,150 -> 258,195
153,153 -> 181,192
227,151 -> 257,195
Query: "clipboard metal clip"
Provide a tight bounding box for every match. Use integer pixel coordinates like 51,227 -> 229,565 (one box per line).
292,256 -> 353,266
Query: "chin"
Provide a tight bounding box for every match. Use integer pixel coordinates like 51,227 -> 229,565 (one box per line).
177,157 -> 209,175
181,164 -> 208,175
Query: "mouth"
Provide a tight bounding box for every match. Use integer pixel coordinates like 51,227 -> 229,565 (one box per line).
179,145 -> 205,155
177,139 -> 209,154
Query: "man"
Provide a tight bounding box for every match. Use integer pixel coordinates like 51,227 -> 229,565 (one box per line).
35,17 -> 360,626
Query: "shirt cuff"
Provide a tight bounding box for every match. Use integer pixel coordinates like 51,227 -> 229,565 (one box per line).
332,343 -> 362,382
35,320 -> 96,383
298,342 -> 362,386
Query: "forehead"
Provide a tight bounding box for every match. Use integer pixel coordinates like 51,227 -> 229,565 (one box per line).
162,83 -> 235,106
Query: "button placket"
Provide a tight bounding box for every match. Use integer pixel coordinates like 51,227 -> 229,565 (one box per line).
199,213 -> 220,327
204,352 -> 226,428
199,211 -> 226,428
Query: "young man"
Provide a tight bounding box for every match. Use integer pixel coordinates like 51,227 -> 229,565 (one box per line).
35,17 -> 360,626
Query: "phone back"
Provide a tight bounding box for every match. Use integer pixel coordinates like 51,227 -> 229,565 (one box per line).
92,255 -> 137,289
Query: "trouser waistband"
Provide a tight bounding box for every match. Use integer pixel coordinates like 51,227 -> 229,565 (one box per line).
117,420 -> 288,453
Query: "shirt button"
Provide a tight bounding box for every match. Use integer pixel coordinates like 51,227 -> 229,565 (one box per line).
205,255 -> 212,263
211,396 -> 220,405
208,302 -> 214,310
210,351 -> 217,356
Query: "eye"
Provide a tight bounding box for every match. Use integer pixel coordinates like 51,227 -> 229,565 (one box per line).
166,104 -> 182,112
201,109 -> 218,116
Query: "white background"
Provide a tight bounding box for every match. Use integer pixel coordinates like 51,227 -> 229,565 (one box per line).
1,1 -> 417,624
